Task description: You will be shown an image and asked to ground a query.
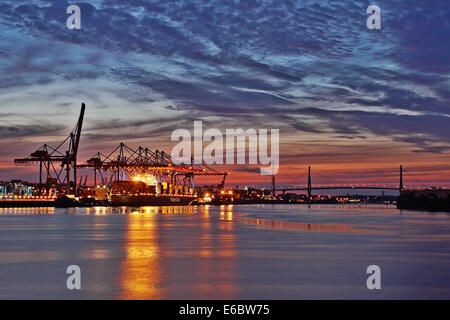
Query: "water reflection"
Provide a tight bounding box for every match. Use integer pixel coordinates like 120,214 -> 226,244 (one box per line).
216,205 -> 237,297
85,206 -> 196,216
116,205 -> 237,299
118,208 -> 163,299
236,216 -> 381,233
220,205 -> 388,234
192,205 -> 237,298
0,207 -> 55,215
0,204 -> 449,299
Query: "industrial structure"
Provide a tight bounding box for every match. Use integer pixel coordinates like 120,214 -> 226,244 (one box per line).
14,103 -> 85,196
4,103 -> 228,207
76,142 -> 228,205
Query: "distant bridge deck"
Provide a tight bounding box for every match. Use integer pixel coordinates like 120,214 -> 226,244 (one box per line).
276,186 -> 401,192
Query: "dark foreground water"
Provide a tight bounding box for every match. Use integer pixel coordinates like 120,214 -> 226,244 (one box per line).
0,204 -> 449,299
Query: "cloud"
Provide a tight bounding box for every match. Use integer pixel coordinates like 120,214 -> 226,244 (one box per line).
0,123 -> 65,139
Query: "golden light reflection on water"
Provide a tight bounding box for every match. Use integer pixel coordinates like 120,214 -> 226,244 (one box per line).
85,206 -> 197,216
192,205 -> 237,298
0,207 -> 55,215
117,205 -> 237,299
216,206 -> 237,297
118,208 -> 163,300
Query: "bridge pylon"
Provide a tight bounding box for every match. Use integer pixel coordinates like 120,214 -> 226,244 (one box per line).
271,175 -> 276,196
400,165 -> 403,190
307,166 -> 312,199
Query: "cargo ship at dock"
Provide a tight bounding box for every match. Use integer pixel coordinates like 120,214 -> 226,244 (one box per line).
111,194 -> 196,206
0,180 -> 56,207
108,180 -> 197,206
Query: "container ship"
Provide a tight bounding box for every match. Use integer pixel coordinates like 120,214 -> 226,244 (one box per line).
0,180 -> 56,207
108,176 -> 197,206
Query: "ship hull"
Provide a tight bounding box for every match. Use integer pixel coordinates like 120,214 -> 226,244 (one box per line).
111,194 -> 197,206
0,199 -> 55,207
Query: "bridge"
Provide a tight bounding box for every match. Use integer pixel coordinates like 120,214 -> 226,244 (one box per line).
273,165 -> 405,198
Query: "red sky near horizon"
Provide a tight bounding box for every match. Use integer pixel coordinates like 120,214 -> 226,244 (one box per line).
1,112 -> 449,189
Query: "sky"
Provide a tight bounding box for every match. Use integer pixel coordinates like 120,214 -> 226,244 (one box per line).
0,0 -> 449,188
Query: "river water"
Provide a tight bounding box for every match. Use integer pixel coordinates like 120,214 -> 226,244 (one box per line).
0,204 -> 449,299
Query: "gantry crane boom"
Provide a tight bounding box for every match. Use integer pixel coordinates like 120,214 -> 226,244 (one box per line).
14,103 -> 86,195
